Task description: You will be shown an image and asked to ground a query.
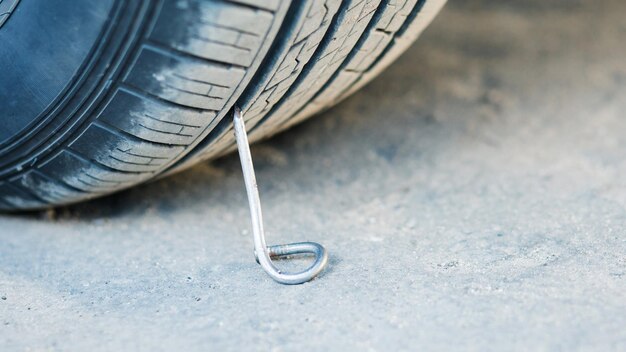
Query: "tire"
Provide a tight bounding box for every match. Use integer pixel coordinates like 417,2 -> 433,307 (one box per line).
0,0 -> 446,211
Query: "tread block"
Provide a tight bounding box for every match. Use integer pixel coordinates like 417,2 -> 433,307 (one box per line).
124,46 -> 245,110
39,150 -> 143,193
98,89 -> 214,146
15,170 -> 84,204
149,0 -> 275,67
69,124 -> 184,173
0,182 -> 46,209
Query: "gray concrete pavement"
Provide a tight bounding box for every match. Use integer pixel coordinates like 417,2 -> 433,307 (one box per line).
2,1 -> 626,350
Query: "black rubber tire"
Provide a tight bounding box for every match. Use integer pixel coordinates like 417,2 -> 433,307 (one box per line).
0,0 -> 445,211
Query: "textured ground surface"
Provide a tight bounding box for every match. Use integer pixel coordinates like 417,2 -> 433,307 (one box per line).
2,0 -> 626,350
